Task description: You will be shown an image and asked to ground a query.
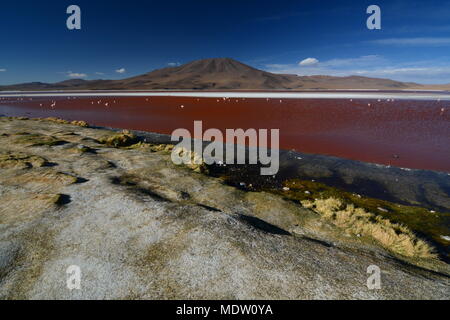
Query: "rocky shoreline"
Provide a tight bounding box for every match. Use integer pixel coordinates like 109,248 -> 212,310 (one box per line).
0,117 -> 448,299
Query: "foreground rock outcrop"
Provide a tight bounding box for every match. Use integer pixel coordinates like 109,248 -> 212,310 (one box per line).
0,117 -> 448,299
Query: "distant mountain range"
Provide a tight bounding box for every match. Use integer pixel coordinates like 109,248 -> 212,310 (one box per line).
1,58 -> 449,91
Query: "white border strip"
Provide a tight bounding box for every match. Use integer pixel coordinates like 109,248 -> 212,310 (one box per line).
1,91 -> 450,100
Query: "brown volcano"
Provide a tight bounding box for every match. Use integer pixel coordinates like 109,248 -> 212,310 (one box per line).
1,57 -> 449,91
117,58 -> 299,89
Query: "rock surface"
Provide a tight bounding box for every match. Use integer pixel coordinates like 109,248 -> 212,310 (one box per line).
0,118 -> 448,299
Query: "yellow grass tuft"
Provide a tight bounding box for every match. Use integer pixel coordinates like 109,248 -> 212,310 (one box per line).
70,120 -> 89,127
35,117 -> 89,127
301,198 -> 436,258
172,146 -> 207,173
99,130 -> 137,147
46,117 -> 69,124
127,142 -> 174,153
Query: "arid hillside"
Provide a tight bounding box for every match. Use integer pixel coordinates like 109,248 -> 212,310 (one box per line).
1,58 -> 449,91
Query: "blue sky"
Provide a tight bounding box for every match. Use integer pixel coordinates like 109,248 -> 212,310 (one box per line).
1,0 -> 450,84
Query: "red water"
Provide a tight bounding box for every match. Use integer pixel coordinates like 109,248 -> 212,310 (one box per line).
1,95 -> 449,172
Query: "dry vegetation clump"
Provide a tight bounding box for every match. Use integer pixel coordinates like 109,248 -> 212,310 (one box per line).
172,146 -> 207,173
301,197 -> 436,258
99,130 -> 138,147
63,144 -> 96,155
38,117 -> 89,127
128,142 -> 175,153
276,179 -> 450,251
12,132 -> 67,147
0,152 -> 48,169
70,120 -> 89,127
42,117 -> 70,124
148,144 -> 174,152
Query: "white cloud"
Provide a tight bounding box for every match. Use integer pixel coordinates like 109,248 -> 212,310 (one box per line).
115,68 -> 126,74
167,62 -> 180,67
265,64 -> 290,69
268,56 -> 384,76
95,72 -> 105,75
368,37 -> 450,46
67,72 -> 87,78
265,55 -> 450,84
299,58 -> 319,67
0,68 -> 6,72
